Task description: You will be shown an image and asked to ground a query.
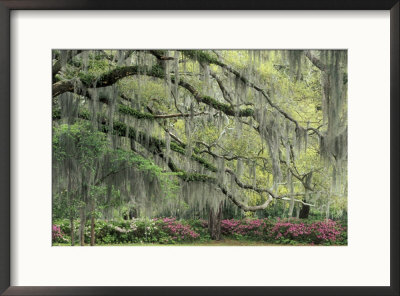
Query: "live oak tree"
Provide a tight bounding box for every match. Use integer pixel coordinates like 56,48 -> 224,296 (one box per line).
52,49 -> 347,243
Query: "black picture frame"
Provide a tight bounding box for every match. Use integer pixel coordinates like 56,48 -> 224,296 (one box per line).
1,1 -> 399,295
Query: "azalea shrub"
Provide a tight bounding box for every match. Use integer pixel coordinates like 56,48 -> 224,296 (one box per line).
154,217 -> 200,243
221,218 -> 274,240
218,218 -> 346,245
53,218 -> 202,245
52,224 -> 68,243
52,217 -> 347,245
186,219 -> 210,239
267,218 -> 347,245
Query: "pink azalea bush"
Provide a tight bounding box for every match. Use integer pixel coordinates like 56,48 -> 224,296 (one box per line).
52,217 -> 347,245
52,224 -> 68,243
221,218 -> 272,238
268,218 -> 346,244
220,218 -> 346,245
154,217 -> 200,242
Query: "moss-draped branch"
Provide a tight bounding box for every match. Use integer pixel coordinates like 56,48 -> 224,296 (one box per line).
53,64 -> 254,118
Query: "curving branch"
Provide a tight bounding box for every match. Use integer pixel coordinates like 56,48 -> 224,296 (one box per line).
54,103 -> 315,212
177,50 -> 325,141
52,64 -> 254,118
55,85 -> 317,210
209,71 -> 234,105
304,50 -> 326,72
53,52 -> 323,212
52,50 -> 83,80
148,50 -> 175,61
220,188 -> 274,212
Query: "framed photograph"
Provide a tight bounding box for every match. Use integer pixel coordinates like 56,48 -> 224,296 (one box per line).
1,1 -> 398,295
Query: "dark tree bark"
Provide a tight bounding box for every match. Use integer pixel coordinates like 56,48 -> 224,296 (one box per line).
79,207 -> 86,246
299,203 -> 310,219
67,170 -> 75,246
79,180 -> 88,246
52,50 -> 83,82
90,199 -> 95,246
70,217 -> 75,246
208,202 -> 223,240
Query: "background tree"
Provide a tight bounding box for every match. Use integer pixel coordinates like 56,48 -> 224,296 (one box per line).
52,49 -> 347,241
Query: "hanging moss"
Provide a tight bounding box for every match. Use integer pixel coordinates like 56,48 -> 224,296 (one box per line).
169,142 -> 217,172
286,50 -> 303,80
55,108 -> 219,177
52,49 -> 348,221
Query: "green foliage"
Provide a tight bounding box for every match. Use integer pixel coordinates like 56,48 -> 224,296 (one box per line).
52,49 -> 347,235
52,122 -> 181,221
52,217 -> 347,246
53,121 -> 109,169
78,72 -> 97,86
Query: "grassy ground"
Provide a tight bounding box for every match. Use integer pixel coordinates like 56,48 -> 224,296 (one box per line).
53,238 -> 314,246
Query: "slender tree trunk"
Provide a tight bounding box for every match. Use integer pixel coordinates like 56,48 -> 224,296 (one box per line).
287,171 -> 294,217
70,218 -> 75,246
67,169 -> 75,246
281,205 -> 287,219
288,196 -> 295,218
325,201 -> 330,222
79,207 -> 86,246
296,205 -> 300,219
79,176 -> 89,246
208,202 -> 223,240
90,199 -> 95,246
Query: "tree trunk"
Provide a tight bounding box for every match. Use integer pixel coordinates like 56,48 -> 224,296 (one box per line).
288,196 -> 295,217
287,171 -> 294,217
208,202 -> 223,240
296,205 -> 300,219
299,203 -> 310,219
90,199 -> 95,246
325,201 -> 330,222
67,170 -> 75,246
79,207 -> 86,246
79,177 -> 88,246
70,217 -> 75,246
281,205 -> 287,219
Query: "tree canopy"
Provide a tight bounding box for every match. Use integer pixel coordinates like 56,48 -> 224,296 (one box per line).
52,49 -> 347,244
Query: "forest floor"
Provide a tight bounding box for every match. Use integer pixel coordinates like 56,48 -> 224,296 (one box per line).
53,238 -> 315,246
172,239 -> 279,246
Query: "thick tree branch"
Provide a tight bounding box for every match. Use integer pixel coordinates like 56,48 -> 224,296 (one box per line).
55,86 -> 317,209
209,71 -> 234,105
52,50 -> 83,80
304,50 -> 326,72
53,64 -> 254,118
54,108 -> 314,212
148,50 -> 175,61
178,50 -> 326,142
